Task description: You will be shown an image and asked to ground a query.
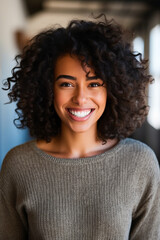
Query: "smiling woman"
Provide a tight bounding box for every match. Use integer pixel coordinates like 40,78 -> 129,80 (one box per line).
53,54 -> 107,136
0,15 -> 160,239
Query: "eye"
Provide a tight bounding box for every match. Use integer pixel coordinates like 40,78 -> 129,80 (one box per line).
88,82 -> 103,87
60,82 -> 73,87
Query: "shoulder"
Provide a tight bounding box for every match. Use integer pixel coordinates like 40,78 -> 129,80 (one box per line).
122,138 -> 160,180
1,141 -> 36,174
123,137 -> 155,152
0,140 -> 38,193
123,138 -> 158,161
4,140 -> 35,157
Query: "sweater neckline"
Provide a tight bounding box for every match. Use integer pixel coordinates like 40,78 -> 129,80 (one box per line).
30,138 -> 127,164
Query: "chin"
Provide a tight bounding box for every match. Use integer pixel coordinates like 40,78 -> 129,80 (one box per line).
68,122 -> 96,134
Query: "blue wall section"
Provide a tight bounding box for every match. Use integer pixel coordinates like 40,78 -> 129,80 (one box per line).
0,0 -> 29,167
0,83 -> 32,167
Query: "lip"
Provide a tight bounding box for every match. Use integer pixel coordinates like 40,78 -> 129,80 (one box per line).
66,108 -> 95,121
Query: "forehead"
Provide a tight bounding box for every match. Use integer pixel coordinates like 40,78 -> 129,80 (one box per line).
54,54 -> 95,76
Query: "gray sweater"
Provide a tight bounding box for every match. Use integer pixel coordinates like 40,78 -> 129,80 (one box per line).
0,138 -> 160,240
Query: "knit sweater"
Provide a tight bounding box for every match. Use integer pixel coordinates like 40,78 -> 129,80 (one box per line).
0,138 -> 160,240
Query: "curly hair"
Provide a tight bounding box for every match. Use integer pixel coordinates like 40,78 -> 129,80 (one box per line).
4,15 -> 152,142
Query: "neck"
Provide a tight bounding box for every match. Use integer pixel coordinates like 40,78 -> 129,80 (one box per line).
37,125 -> 118,158
58,125 -> 99,157
53,124 -> 117,158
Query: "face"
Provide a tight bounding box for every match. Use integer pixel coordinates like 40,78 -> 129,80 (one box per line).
53,54 -> 107,134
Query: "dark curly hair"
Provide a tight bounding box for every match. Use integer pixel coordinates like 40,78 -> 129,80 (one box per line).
4,15 -> 152,142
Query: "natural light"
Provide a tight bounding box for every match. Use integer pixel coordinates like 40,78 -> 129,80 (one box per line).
133,36 -> 144,59
148,24 -> 160,129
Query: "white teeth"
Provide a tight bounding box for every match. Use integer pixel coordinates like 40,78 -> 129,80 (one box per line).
69,109 -> 91,118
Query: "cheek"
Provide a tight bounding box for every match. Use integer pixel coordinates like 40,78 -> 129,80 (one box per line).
53,90 -> 70,109
54,95 -> 63,110
94,90 -> 107,108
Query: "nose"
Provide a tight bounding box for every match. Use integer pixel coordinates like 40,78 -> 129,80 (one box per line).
72,85 -> 88,106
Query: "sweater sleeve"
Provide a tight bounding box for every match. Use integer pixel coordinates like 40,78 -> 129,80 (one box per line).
129,150 -> 160,240
0,190 -> 28,239
0,151 -> 28,240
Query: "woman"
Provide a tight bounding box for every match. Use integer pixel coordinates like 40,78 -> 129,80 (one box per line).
0,16 -> 160,239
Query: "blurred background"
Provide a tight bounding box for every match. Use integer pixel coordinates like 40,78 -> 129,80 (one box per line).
0,0 -> 160,166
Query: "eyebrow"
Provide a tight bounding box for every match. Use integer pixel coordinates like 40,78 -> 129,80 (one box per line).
56,74 -> 99,81
56,75 -> 76,81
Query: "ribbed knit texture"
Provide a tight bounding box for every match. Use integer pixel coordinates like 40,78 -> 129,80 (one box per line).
0,138 -> 160,240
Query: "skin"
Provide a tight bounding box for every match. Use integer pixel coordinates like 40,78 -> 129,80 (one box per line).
37,54 -> 118,158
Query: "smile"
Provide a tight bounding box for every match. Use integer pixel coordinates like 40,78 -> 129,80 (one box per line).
67,108 -> 95,121
69,109 -> 91,117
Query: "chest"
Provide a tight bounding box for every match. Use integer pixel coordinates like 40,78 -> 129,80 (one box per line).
17,164 -> 136,239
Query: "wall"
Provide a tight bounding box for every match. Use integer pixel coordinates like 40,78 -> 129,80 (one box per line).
0,0 -> 31,164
